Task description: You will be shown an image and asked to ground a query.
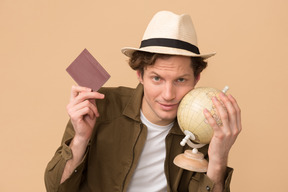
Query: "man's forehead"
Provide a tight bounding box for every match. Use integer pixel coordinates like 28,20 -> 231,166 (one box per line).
146,56 -> 193,71
144,65 -> 194,78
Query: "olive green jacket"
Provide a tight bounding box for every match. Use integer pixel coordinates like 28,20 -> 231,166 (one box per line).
45,84 -> 233,192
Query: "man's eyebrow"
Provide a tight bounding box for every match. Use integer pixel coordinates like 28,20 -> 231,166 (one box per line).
148,71 -> 192,78
178,74 -> 192,77
149,71 -> 160,75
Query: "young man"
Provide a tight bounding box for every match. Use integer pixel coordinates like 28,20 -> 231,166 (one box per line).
45,11 -> 241,192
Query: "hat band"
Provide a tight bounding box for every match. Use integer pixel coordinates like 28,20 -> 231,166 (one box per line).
140,38 -> 200,54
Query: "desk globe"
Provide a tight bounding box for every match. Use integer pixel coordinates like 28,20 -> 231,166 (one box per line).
173,86 -> 229,172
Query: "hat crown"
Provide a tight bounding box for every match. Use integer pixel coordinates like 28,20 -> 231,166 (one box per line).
121,11 -> 215,59
142,11 -> 198,46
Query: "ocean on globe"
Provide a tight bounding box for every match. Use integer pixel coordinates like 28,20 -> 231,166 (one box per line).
177,87 -> 223,144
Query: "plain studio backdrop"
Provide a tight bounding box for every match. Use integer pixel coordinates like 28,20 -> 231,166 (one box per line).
0,1 -> 287,191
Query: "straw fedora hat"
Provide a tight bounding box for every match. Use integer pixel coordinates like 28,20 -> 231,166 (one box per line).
121,11 -> 215,59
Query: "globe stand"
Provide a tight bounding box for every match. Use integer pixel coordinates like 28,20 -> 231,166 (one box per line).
173,130 -> 208,172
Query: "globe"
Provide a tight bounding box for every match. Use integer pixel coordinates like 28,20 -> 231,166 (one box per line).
177,87 -> 227,144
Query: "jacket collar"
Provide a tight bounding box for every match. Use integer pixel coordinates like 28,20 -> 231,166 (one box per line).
122,83 -> 143,122
170,120 -> 184,136
122,83 -> 184,136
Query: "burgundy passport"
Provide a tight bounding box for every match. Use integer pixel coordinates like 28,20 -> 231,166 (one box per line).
66,49 -> 110,91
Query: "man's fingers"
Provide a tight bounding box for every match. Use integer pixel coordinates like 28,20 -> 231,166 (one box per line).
67,85 -> 104,122
203,108 -> 221,132
70,87 -> 105,106
68,99 -> 100,119
211,93 -> 241,140
218,93 -> 236,126
70,85 -> 92,101
70,107 -> 94,121
72,92 -> 104,107
227,94 -> 242,133
211,96 -> 230,130
203,92 -> 241,141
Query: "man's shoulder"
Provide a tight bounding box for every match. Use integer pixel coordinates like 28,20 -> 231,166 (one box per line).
97,85 -> 139,112
99,86 -> 135,96
95,85 -> 141,122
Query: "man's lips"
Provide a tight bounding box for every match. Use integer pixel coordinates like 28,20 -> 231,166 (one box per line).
158,102 -> 179,110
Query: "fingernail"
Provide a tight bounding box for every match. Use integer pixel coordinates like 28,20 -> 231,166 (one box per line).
227,94 -> 233,99
219,92 -> 224,96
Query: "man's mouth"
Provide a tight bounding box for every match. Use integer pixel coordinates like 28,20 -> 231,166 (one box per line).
159,102 -> 178,110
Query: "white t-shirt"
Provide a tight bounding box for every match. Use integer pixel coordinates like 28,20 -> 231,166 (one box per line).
127,110 -> 174,192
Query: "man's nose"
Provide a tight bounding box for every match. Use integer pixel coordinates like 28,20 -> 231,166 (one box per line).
162,82 -> 176,101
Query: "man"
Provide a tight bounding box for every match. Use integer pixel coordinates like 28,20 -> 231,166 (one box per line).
45,11 -> 241,192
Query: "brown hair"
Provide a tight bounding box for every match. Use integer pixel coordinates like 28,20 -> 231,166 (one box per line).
128,51 -> 207,78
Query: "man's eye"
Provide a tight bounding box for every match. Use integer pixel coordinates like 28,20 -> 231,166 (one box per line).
177,78 -> 185,82
153,76 -> 161,81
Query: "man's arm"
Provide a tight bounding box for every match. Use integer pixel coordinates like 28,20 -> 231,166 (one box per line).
45,86 -> 104,191
60,136 -> 89,183
60,85 -> 104,183
204,93 -> 242,191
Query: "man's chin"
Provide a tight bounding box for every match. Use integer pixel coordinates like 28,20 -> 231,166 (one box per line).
158,112 -> 177,124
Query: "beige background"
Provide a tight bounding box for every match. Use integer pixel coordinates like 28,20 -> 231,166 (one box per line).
0,0 -> 287,191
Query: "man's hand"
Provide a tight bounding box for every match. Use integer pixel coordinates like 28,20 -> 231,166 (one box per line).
204,92 -> 242,191
67,85 -> 105,142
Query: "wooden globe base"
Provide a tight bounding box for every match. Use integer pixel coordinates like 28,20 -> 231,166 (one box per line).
173,149 -> 208,172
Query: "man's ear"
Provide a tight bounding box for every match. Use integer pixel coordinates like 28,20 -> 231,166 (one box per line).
194,74 -> 201,86
136,70 -> 143,84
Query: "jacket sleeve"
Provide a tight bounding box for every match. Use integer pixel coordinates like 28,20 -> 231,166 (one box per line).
44,121 -> 88,192
188,167 -> 234,192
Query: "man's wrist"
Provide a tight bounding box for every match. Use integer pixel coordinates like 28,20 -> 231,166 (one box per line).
206,158 -> 227,185
71,135 -> 90,147
69,136 -> 90,163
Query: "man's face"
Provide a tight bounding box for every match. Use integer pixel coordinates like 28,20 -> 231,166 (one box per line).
138,55 -> 199,126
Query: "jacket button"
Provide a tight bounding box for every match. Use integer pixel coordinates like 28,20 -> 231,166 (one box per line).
206,186 -> 211,191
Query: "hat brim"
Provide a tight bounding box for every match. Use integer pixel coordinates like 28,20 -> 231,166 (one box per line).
121,46 -> 216,59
